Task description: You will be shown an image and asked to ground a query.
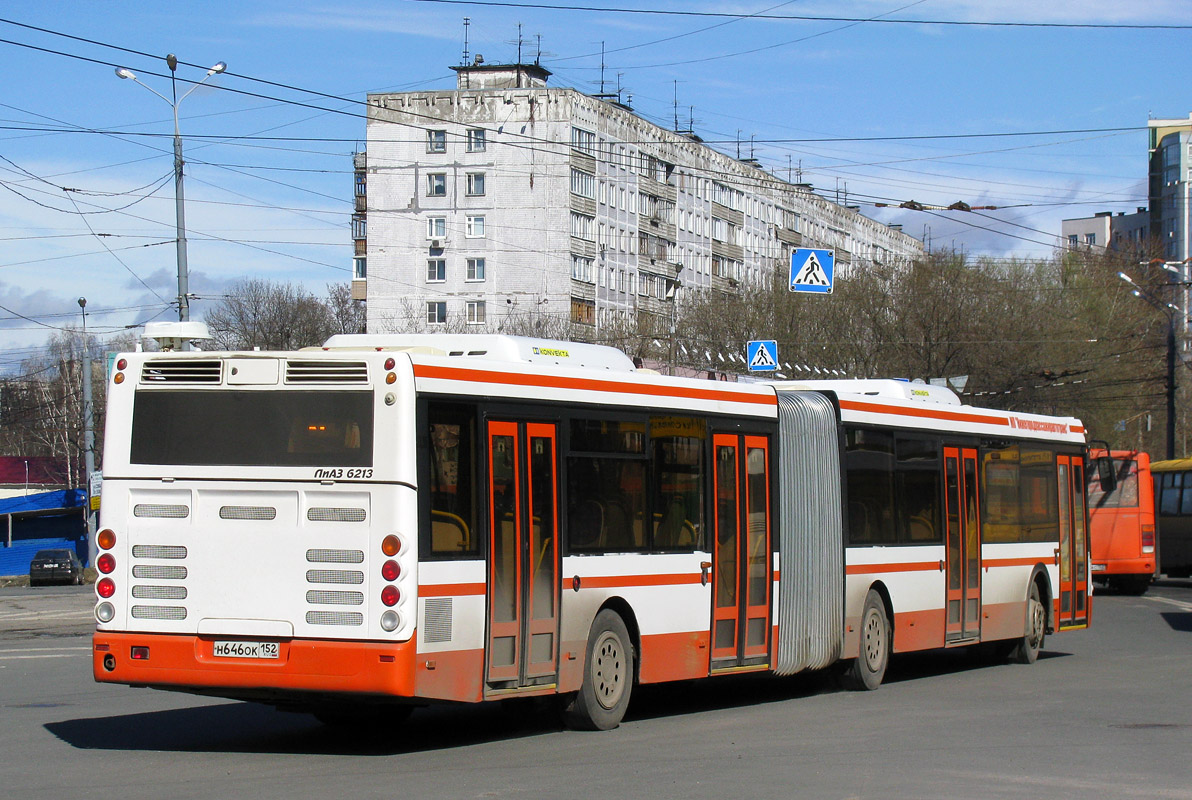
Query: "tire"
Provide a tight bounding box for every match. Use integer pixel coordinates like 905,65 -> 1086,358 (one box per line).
1010,581 -> 1045,664
843,589 -> 890,691
563,609 -> 634,730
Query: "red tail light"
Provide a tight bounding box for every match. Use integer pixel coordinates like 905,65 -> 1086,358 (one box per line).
381,560 -> 400,581
97,578 -> 115,598
97,553 -> 115,574
381,585 -> 400,606
1142,524 -> 1155,554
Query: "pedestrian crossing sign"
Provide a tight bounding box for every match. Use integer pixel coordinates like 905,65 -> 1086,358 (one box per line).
747,340 -> 779,372
789,248 -> 834,294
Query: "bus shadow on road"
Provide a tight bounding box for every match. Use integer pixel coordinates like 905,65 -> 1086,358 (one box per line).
45,699 -> 573,756
1160,612 -> 1192,632
45,648 -> 1074,755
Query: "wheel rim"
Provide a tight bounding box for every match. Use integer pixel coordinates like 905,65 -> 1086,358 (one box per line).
591,630 -> 627,710
862,607 -> 886,671
1026,594 -> 1044,649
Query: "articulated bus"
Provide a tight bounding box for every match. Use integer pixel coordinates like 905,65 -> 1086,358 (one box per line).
92,334 -> 1092,730
1151,458 -> 1192,579
1087,450 -> 1156,595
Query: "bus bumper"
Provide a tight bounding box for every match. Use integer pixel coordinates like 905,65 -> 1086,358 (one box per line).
93,631 -> 417,699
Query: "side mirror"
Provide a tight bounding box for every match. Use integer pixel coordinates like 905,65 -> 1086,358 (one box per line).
1095,456 -> 1117,495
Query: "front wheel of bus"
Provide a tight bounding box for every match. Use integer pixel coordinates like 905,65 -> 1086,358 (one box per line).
1011,582 -> 1045,664
564,609 -> 634,731
843,589 -> 890,691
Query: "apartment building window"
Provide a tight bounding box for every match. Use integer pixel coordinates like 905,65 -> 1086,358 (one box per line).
1067,234 -> 1078,247
427,216 -> 446,239
570,168 -> 596,199
426,258 -> 446,283
599,182 -> 607,205
571,298 -> 595,325
1085,233 -> 1096,246
571,127 -> 596,155
570,212 -> 594,240
571,255 -> 593,283
711,217 -> 728,242
427,301 -> 447,325
466,128 -> 486,152
466,172 -> 486,196
466,215 -> 485,238
354,173 -> 366,197
426,173 -> 447,197
353,256 -> 367,280
466,301 -> 486,324
466,257 -> 486,281
351,214 -> 367,239
427,129 -> 447,153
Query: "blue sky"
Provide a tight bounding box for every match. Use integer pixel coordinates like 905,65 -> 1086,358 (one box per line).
0,0 -> 1188,366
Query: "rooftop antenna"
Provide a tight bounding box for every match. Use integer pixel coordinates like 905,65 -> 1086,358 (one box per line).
599,42 -> 607,94
535,33 -> 542,65
750,134 -> 755,160
673,80 -> 679,131
688,105 -> 694,133
736,129 -> 742,160
797,159 -> 803,182
787,155 -> 792,181
462,17 -> 470,66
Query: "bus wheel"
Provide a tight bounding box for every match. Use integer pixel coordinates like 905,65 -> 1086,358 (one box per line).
844,590 -> 890,691
564,609 -> 633,730
1011,582 -> 1045,664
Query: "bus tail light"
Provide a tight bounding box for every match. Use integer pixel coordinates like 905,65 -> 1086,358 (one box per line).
381,585 -> 400,606
96,578 -> 115,599
97,529 -> 116,550
131,646 -> 150,660
97,553 -> 115,574
380,610 -> 400,631
381,560 -> 400,581
1141,524 -> 1155,554
381,535 -> 401,556
95,602 -> 115,623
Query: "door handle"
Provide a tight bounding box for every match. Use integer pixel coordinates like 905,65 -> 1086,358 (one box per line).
700,561 -> 712,586
1053,548 -> 1061,565
938,560 -> 945,572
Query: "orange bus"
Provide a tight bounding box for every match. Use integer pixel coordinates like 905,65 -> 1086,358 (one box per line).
1087,450 -> 1155,595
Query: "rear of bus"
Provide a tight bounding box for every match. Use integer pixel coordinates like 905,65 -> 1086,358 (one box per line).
1087,450 -> 1155,595
93,349 -> 420,708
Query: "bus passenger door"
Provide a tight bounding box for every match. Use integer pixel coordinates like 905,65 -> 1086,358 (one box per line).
1057,455 -> 1089,629
486,420 -> 560,687
711,434 -> 772,670
944,447 -> 982,642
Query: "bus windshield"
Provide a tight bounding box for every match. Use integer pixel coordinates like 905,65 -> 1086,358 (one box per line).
130,390 -> 374,467
1087,457 -> 1139,509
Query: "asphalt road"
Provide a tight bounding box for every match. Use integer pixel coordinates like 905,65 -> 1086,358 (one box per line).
2,581 -> 1191,800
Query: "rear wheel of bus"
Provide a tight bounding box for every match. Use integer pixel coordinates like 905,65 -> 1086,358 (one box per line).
563,609 -> 634,730
842,589 -> 890,691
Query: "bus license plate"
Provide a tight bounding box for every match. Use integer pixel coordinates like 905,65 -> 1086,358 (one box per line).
212,640 -> 279,659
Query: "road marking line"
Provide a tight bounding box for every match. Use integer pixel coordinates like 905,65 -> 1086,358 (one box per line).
1142,595 -> 1192,612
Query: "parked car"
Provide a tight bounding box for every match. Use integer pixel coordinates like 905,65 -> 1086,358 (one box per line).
29,549 -> 84,586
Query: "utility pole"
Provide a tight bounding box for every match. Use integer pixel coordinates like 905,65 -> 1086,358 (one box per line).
78,298 -> 96,562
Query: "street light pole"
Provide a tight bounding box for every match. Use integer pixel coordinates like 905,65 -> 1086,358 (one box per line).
78,297 -> 96,551
116,55 -> 226,323
1119,270 -> 1182,459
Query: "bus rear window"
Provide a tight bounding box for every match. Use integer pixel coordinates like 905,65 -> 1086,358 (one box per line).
130,390 -> 373,467
1087,458 -> 1139,508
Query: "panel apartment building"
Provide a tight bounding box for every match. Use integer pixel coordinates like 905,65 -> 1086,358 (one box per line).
354,62 -> 924,338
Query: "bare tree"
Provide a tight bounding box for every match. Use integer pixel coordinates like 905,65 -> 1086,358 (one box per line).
203,279 -> 336,351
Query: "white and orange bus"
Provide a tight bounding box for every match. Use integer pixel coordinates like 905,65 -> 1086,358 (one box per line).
1087,450 -> 1156,595
92,333 -> 1092,729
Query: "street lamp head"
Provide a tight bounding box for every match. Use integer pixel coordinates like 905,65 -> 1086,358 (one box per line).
208,62 -> 227,76
166,53 -> 178,72
115,67 -> 136,80
1118,271 -> 1136,285
77,297 -> 86,309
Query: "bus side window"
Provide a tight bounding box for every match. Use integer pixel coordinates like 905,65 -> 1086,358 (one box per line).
427,409 -> 479,556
